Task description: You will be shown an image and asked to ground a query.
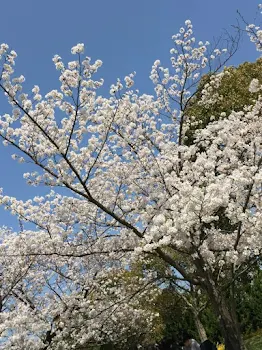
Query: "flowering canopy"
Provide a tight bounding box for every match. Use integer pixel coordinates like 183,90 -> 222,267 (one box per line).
0,14 -> 261,349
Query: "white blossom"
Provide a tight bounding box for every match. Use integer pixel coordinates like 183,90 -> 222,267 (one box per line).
249,78 -> 260,93
0,16 -> 260,348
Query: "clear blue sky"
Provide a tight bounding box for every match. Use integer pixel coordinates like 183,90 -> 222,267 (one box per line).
0,0 -> 259,229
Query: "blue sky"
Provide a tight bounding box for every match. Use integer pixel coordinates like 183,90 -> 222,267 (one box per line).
0,0 -> 260,230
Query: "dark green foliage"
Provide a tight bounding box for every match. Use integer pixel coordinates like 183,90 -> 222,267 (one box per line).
235,269 -> 262,335
185,58 -> 262,146
154,286 -> 197,344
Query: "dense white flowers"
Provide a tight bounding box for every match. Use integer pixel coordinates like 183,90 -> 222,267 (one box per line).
199,71 -> 229,105
0,14 -> 261,349
249,78 -> 261,92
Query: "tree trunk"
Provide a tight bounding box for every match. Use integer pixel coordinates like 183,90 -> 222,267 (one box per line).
193,311 -> 207,343
206,282 -> 246,350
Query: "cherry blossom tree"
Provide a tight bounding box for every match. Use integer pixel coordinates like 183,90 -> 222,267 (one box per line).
0,12 -> 261,350
0,224 -> 160,349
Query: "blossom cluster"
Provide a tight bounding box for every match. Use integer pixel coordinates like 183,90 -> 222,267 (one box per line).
0,13 -> 261,348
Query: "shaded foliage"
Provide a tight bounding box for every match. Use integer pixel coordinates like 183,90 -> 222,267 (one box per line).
185,58 -> 262,145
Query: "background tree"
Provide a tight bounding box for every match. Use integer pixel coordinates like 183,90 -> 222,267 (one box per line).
130,256 -> 213,344
184,57 -> 262,145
